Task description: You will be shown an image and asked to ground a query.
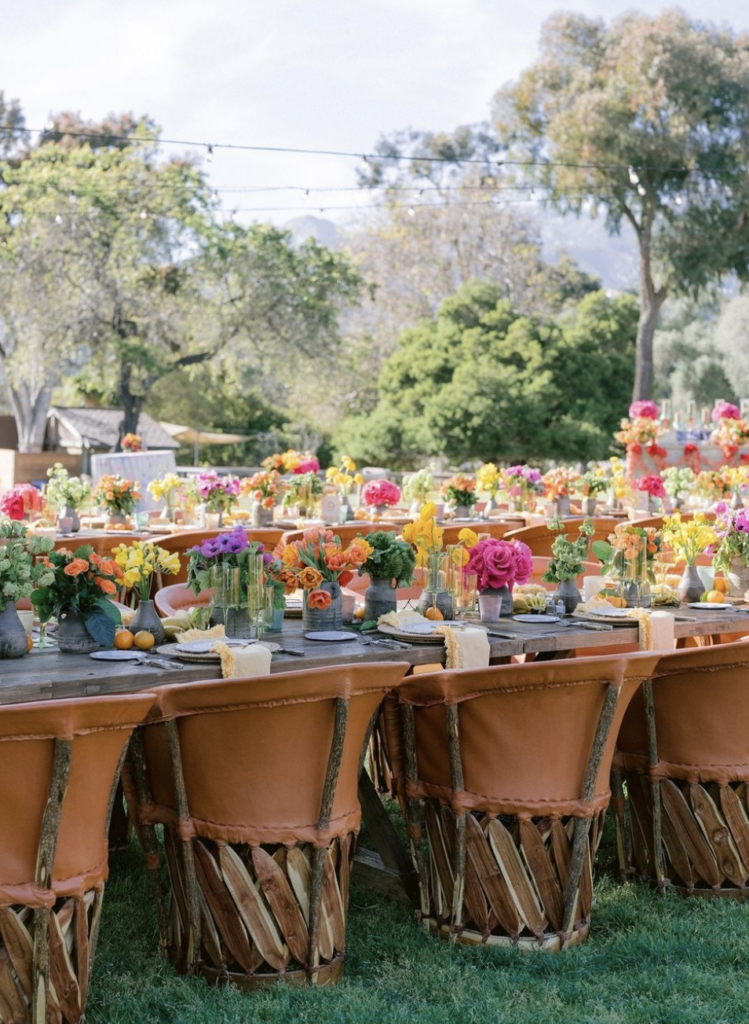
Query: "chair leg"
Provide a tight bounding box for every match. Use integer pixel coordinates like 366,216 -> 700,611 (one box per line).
610,769 -> 630,879
127,731 -> 169,951
165,721 -> 202,972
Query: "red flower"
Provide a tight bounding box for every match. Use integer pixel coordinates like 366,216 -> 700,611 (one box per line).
684,444 -> 699,455
307,589 -> 332,610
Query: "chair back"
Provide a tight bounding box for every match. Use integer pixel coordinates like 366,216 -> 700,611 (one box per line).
0,692 -> 155,906
280,522 -> 395,548
439,522 -> 512,545
154,583 -> 211,618
141,663 -> 409,846
503,518 -> 618,558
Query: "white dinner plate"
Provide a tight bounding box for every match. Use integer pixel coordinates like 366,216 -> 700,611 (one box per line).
172,639 -> 256,654
513,614 -> 561,624
89,649 -> 144,661
688,602 -> 732,611
590,607 -> 629,617
304,631 -> 358,642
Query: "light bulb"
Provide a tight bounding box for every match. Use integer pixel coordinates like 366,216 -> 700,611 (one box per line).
206,144 -> 214,163
674,194 -> 683,206
628,166 -> 640,185
408,206 -> 415,217
54,214 -> 62,225
637,183 -> 646,196
139,210 -> 148,219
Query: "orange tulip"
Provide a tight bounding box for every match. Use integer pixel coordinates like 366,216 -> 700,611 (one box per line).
307,589 -> 332,610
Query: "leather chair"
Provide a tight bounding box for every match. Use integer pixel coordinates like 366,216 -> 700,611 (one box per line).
614,641 -> 749,897
503,518 -> 619,558
438,522 -> 513,545
280,522 -> 395,548
154,584 -> 212,618
384,652 -> 660,950
0,692 -> 155,1024
127,663 -> 409,988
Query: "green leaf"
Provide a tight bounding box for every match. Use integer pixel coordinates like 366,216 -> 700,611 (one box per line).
592,540 -> 613,564
84,606 -> 118,647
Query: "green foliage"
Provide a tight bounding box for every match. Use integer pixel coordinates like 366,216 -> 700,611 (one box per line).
0,520 -> 54,611
360,532 -> 416,586
542,518 -> 594,583
45,463 -> 90,511
337,282 -> 637,468
30,543 -> 121,643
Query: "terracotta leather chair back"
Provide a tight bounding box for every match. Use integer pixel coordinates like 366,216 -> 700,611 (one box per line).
280,523 -> 395,549
0,692 -> 155,907
439,522 -> 512,545
141,663 -> 409,846
154,583 -> 212,618
390,652 -> 660,818
617,641 -> 749,786
504,518 -> 618,558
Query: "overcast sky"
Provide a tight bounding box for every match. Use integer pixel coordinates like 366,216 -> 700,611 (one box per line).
2,0 -> 749,225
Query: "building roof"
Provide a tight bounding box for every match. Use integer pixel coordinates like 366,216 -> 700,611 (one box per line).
48,407 -> 180,450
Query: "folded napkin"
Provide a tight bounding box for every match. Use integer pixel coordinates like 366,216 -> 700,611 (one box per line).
175,625 -> 272,678
377,610 -> 430,630
435,625 -> 490,669
179,625 -> 227,644
626,608 -> 675,652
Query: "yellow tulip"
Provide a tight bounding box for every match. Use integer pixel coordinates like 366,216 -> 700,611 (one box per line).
458,528 -> 479,548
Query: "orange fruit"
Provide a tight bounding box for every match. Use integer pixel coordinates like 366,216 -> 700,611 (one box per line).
26,635 -> 33,653
353,606 -> 365,620
424,606 -> 444,621
714,577 -> 729,594
133,630 -> 155,650
115,629 -> 134,650
706,590 -> 726,604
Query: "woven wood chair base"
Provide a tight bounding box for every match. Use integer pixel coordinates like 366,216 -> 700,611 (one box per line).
368,723 -> 395,798
0,890 -> 102,1024
418,803 -> 602,951
625,772 -> 749,897
164,831 -> 353,986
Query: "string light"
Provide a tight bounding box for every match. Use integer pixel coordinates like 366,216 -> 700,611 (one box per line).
628,166 -> 640,185
637,183 -> 647,196
206,144 -> 214,163
674,194 -> 683,206
407,206 -> 415,217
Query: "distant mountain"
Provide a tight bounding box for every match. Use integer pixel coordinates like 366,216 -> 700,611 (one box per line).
285,208 -> 639,291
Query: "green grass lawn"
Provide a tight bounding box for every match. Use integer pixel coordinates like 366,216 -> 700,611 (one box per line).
90,814 -> 749,1024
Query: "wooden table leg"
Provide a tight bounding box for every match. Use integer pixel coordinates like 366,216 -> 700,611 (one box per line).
354,768 -> 419,904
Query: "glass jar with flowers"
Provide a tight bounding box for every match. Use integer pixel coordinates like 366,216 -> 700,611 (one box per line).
542,468 -> 581,518
0,484 -> 44,523
403,503 -> 451,619
112,540 -> 181,645
662,466 -> 696,511
0,521 -> 54,658
695,469 -> 733,508
441,475 -> 478,519
592,523 -> 661,607
503,465 -> 544,513
263,554 -> 298,631
712,504 -> 749,597
402,468 -> 435,518
325,457 -> 364,522
147,472 -> 186,523
195,471 -> 240,528
31,546 -> 123,653
542,518 -> 595,613
283,472 -> 324,518
476,463 -> 502,518
358,531 -> 417,620
635,474 -> 667,513
241,470 -> 281,527
187,527 -> 266,637
461,534 -> 533,621
711,402 -> 749,460
361,479 -> 402,518
279,529 -> 372,630
661,512 -> 718,603
580,470 -> 608,517
92,475 -> 141,526
45,463 -> 90,534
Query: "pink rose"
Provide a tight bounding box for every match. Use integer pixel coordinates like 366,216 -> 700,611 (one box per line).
629,400 -> 659,420
712,402 -> 740,422
510,540 -> 533,586
466,539 -> 516,591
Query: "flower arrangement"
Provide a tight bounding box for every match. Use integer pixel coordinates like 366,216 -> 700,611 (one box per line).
325,457 -> 364,496
712,402 -> 741,422
147,472 -> 185,508
441,474 -> 478,510
46,464 -> 90,511
187,527 -> 265,596
711,504 -> 749,572
264,449 -> 320,475
661,513 -> 717,566
580,470 -> 608,497
278,530 -> 373,610
196,471 -> 241,514
112,540 -> 181,600
711,415 -> 749,459
635,475 -> 667,499
402,503 -> 445,566
93,475 -> 141,516
361,479 -> 401,509
477,463 -> 502,498
593,523 -> 661,583
504,465 -> 543,490
0,484 -> 44,521
662,466 -> 696,498
615,401 -> 664,450
0,520 -> 54,611
264,554 -> 298,611
607,456 -> 628,501
282,471 -> 323,509
695,468 -> 733,502
402,468 -> 435,503
359,531 -> 416,587
30,545 -> 123,645
542,518 -> 594,583
629,401 -> 659,420
241,470 -> 281,509
121,433 -> 144,452
464,537 -> 533,592
542,467 -> 581,499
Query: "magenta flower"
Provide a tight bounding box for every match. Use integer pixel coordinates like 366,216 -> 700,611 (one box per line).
362,479 -> 401,508
510,540 -> 533,585
293,457 -> 320,475
629,400 -> 659,420
636,475 -> 666,499
465,539 -> 521,591
712,402 -> 741,422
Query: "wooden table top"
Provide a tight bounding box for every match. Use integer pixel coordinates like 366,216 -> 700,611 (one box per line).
1,609 -> 747,707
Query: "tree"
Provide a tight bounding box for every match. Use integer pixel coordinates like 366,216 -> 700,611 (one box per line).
335,281 -> 638,468
493,10 -> 749,400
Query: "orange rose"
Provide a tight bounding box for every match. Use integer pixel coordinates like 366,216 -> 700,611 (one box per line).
98,558 -> 118,576
95,577 -> 117,595
307,589 -> 332,610
298,566 -> 323,590
64,558 -> 90,577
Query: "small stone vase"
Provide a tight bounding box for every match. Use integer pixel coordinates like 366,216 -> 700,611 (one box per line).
251,503 -> 273,528
303,580 -> 343,631
555,495 -> 571,518
482,497 -> 495,520
58,504 -> 81,533
130,599 -> 165,646
452,504 -> 471,519
584,497 -> 597,517
205,511 -> 223,530
478,586 -> 512,621
677,565 -> 704,605
364,577 -> 398,621
0,604 -> 29,659
107,513 -> 128,527
727,558 -> 749,599
554,578 -> 581,614
58,607 -> 101,654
